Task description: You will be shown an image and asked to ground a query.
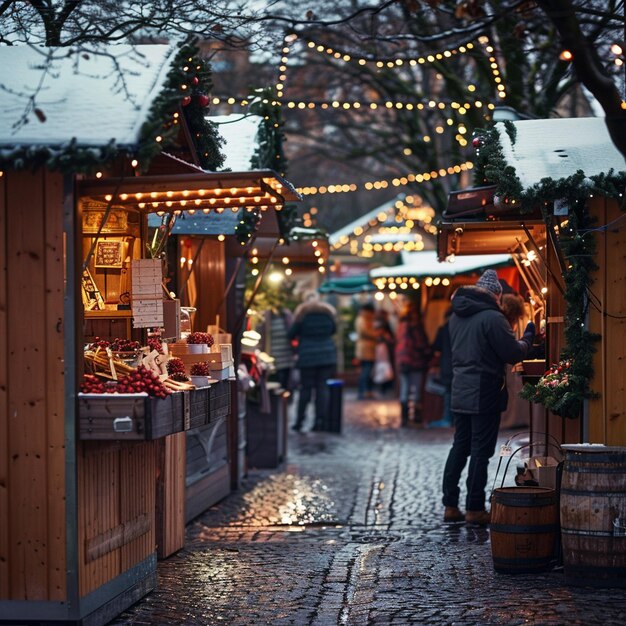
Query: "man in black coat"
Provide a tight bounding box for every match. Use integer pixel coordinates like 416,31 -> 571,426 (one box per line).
442,270 -> 535,525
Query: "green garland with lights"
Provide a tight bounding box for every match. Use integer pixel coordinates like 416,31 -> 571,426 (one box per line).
0,139 -> 121,174
138,39 -> 224,171
474,124 -> 626,418
235,87 -> 296,244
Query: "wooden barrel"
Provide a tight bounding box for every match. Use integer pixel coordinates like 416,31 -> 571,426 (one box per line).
491,486 -> 559,574
561,445 -> 626,588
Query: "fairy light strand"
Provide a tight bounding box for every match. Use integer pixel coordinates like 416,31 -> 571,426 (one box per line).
297,161 -> 473,196
210,95 -> 496,114
303,37 -> 478,68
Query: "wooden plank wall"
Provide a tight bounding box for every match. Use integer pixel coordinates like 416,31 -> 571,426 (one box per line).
589,197 -> 626,445
77,441 -> 156,596
0,172 -> 7,598
0,169 -> 66,600
156,433 -> 186,559
181,238 -> 226,333
544,233 -> 580,444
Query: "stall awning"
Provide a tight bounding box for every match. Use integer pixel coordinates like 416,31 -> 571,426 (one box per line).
78,170 -> 301,215
147,210 -> 240,235
371,250 -> 512,280
319,275 -> 375,294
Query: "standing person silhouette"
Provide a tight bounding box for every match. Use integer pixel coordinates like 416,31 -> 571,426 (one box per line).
442,269 -> 535,525
288,291 -> 338,432
428,307 -> 453,428
395,295 -> 431,427
354,302 -> 380,400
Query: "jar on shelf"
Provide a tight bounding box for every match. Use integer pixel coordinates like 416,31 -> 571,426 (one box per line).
180,306 -> 197,340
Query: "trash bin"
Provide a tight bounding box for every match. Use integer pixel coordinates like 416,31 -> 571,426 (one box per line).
326,379 -> 343,433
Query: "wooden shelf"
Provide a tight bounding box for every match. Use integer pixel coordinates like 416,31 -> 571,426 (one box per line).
85,309 -> 132,318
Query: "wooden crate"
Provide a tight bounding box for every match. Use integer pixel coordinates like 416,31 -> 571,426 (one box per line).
79,392 -> 185,440
209,380 -> 231,421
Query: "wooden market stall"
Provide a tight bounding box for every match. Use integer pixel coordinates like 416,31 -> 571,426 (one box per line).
148,111 -> 301,503
0,42 -> 300,625
438,116 -> 626,446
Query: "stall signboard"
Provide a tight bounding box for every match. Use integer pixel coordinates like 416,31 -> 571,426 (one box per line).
95,240 -> 124,268
131,259 -> 164,328
83,208 -> 129,233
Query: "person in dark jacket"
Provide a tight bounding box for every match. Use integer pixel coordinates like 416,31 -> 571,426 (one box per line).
442,269 -> 535,526
428,307 -> 453,428
288,291 -> 338,432
394,295 -> 431,427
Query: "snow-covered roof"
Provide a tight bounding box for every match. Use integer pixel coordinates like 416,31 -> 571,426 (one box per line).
0,44 -> 175,147
329,196 -> 401,245
207,114 -> 261,171
497,117 -> 625,190
370,250 -> 511,279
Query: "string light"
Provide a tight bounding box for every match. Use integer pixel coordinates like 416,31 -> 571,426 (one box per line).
477,36 -> 507,99
304,37 -> 477,68
298,161 -> 473,196
276,33 -> 298,98
211,94 -> 495,114
330,195 -> 438,256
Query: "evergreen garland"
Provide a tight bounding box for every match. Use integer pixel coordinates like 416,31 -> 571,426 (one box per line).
0,140 -> 121,173
475,124 -> 626,418
249,87 -> 288,176
138,39 -> 224,171
235,87 -> 294,244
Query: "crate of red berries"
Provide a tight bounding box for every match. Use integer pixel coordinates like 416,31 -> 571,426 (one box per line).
78,366 -> 185,440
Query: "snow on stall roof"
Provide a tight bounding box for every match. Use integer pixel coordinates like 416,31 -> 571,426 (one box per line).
496,117 -> 625,190
329,196 -> 400,246
0,45 -> 175,147
370,250 -> 511,279
207,114 -> 261,171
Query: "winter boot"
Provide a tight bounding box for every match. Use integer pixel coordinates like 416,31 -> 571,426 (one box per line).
400,402 -> 409,427
444,507 -> 465,523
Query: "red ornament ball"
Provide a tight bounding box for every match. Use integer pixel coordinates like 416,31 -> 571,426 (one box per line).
181,95 -> 192,107
472,137 -> 482,148
192,76 -> 199,86
197,93 -> 210,107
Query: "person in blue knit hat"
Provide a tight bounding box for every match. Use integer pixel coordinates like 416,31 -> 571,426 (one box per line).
441,269 -> 535,526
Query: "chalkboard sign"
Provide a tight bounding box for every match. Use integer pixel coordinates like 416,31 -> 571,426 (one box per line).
95,240 -> 124,268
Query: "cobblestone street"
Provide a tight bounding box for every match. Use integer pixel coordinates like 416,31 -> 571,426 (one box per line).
111,392 -> 626,626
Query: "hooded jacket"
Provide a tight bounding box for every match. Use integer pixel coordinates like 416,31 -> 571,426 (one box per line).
288,300 -> 337,368
449,286 -> 532,415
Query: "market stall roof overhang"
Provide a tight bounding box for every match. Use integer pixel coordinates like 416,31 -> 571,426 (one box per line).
371,250 -> 512,282
79,170 -> 301,219
437,186 -> 545,259
438,117 -> 625,260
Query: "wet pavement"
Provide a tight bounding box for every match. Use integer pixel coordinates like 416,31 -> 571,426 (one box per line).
111,391 -> 626,625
